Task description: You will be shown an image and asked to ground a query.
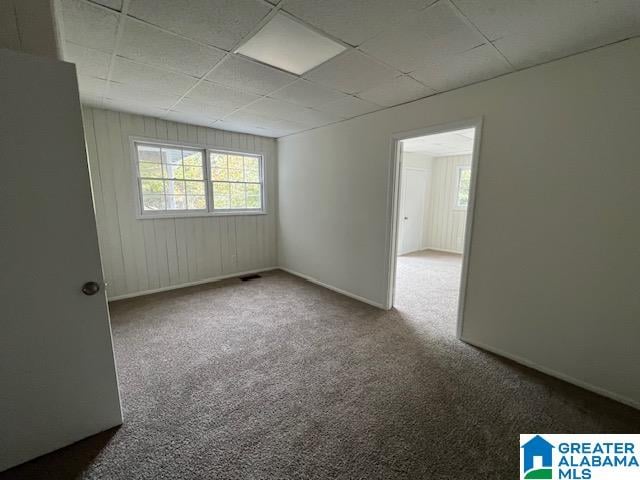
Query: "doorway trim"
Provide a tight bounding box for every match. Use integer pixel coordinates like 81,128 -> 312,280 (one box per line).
384,117 -> 483,340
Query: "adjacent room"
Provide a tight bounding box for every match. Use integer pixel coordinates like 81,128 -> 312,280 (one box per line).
2,0 -> 640,479
394,127 -> 476,335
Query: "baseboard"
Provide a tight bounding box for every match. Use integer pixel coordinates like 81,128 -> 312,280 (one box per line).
279,267 -> 387,309
423,247 -> 463,255
107,267 -> 278,301
460,335 -> 640,411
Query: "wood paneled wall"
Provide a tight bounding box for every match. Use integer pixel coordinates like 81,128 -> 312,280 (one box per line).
423,155 -> 471,254
82,107 -> 278,300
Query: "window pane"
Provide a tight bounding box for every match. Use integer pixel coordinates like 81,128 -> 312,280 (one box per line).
165,195 -> 186,210
162,148 -> 182,166
142,194 -> 165,211
213,182 -> 230,209
187,195 -> 206,210
137,145 -> 161,163
164,180 -> 186,195
228,168 -> 243,182
228,155 -> 243,170
211,167 -> 228,181
185,181 -> 204,195
183,165 -> 203,180
183,150 -> 202,166
246,183 -> 262,209
244,165 -> 260,182
458,168 -> 471,207
244,155 -> 259,169
163,164 -> 184,179
211,153 -> 227,169
141,179 -> 164,194
139,162 -> 163,178
230,183 -> 246,209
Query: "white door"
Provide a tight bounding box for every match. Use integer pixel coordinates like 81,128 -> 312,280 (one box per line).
0,50 -> 122,471
398,167 -> 427,255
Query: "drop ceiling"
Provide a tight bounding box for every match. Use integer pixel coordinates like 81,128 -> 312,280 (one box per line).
61,0 -> 640,138
402,128 -> 474,156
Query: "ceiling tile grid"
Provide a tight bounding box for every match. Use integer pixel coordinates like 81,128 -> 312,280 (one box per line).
359,1 -> 487,73
358,75 -> 437,107
451,0 -> 640,68
411,44 -> 512,92
61,0 -> 640,137
280,0 -> 436,47
61,0 -> 120,53
314,96 -> 382,119
269,79 -> 348,108
118,18 -> 227,78
303,50 -> 398,95
127,0 -> 271,51
205,55 -> 298,96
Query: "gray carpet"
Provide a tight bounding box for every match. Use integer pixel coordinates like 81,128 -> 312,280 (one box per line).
3,250 -> 639,479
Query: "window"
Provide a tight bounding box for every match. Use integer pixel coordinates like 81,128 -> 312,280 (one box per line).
455,166 -> 471,209
210,151 -> 263,211
134,141 -> 265,217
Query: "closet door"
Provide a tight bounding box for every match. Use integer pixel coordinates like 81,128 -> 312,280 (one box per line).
0,50 -> 122,471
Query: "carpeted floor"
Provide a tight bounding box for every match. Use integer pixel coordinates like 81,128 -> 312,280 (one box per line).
3,250 -> 639,479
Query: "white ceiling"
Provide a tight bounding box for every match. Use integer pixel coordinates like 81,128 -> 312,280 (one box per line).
402,128 -> 474,156
61,0 -> 640,138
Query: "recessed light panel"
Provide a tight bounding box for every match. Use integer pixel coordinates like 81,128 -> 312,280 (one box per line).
235,13 -> 346,75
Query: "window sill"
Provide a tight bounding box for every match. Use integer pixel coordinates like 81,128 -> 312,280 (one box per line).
136,210 -> 267,220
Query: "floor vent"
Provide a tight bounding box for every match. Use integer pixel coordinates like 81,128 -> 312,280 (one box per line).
239,274 -> 262,282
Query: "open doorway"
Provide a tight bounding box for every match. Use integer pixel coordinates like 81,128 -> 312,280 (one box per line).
387,120 -> 481,338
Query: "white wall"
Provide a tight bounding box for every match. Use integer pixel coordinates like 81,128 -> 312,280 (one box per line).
402,152 -> 432,170
278,38 -> 640,407
423,154 -> 471,254
83,107 -> 278,300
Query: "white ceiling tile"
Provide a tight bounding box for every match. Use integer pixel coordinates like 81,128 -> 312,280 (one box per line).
465,0 -> 640,68
212,120 -> 280,137
314,96 -> 381,119
360,1 -> 484,73
128,0 -> 272,50
411,44 -> 512,92
165,110 -> 216,127
358,75 -> 435,107
60,0 -> 120,53
88,0 -> 122,11
106,81 -> 183,109
218,110 -> 308,135
187,81 -> 261,112
64,42 -> 111,79
77,75 -> 109,102
170,97 -> 229,121
111,57 -> 198,96
294,108 -> 344,127
206,55 -> 297,95
281,0 -> 434,46
103,97 -> 168,118
119,19 -> 226,78
269,79 -> 348,107
304,50 -> 397,94
245,98 -> 342,127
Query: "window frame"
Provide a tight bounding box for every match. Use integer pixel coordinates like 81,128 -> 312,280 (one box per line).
454,165 -> 471,210
130,136 -> 267,219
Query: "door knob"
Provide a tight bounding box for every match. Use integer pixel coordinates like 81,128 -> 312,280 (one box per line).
82,281 -> 100,296
404,216 -> 408,220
